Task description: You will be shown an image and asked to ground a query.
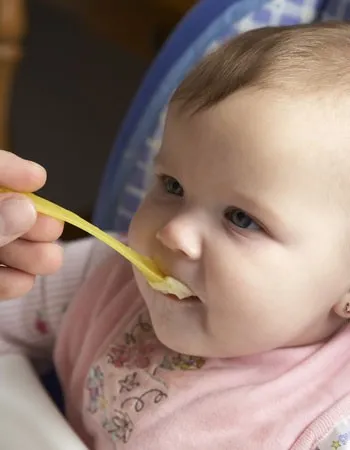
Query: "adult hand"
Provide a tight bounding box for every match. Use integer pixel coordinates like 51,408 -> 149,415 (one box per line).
0,151 -> 64,299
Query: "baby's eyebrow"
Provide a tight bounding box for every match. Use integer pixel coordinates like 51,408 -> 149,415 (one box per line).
153,153 -> 167,169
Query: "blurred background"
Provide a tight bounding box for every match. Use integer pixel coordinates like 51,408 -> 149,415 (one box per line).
1,0 -> 196,238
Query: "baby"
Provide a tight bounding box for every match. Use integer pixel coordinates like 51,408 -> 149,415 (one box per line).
2,21 -> 350,450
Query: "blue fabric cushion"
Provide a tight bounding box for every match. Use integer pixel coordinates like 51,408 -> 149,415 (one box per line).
321,0 -> 350,19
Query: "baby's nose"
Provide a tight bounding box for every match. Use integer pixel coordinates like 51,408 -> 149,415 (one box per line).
156,218 -> 202,260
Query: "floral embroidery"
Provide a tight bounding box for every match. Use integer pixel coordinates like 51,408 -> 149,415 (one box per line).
159,354 -> 206,371
86,365 -> 105,413
85,312 -> 206,447
34,310 -> 49,335
103,410 -> 134,443
107,344 -> 131,368
107,315 -> 157,369
121,388 -> 168,413
118,372 -> 140,394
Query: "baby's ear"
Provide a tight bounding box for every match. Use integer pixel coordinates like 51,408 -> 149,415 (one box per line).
333,292 -> 350,319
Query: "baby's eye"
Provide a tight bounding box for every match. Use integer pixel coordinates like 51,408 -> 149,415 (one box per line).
224,207 -> 261,231
161,175 -> 184,197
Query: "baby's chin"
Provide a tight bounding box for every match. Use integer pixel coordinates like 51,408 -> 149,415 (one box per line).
147,316 -> 277,359
135,285 -> 204,355
149,318 -> 207,356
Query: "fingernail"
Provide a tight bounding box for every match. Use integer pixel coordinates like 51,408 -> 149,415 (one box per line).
0,197 -> 36,236
28,160 -> 45,172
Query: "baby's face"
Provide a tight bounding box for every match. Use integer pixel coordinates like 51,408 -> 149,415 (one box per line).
129,89 -> 350,358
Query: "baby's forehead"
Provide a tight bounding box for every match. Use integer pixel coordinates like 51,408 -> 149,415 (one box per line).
168,90 -> 349,158
164,91 -> 350,205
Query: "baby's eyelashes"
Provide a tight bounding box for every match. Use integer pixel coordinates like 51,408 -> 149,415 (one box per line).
224,207 -> 261,231
159,175 -> 184,197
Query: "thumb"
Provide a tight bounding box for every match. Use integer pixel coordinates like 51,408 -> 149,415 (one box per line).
0,195 -> 37,247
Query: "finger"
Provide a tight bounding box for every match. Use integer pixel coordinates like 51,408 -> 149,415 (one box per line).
0,150 -> 46,192
0,195 -> 37,246
0,240 -> 63,275
22,214 -> 64,242
0,267 -> 35,300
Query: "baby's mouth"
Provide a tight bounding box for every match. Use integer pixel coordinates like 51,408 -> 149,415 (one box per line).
149,274 -> 194,300
165,293 -> 201,303
149,276 -> 200,302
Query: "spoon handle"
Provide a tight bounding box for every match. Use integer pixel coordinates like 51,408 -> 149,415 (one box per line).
0,188 -> 164,283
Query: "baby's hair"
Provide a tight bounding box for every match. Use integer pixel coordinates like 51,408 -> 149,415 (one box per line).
171,21 -> 350,113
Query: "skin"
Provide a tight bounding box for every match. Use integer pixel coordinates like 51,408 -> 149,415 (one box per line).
0,151 -> 64,299
128,89 -> 350,358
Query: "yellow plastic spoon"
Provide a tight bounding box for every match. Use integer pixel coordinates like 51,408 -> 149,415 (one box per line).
0,188 -> 193,299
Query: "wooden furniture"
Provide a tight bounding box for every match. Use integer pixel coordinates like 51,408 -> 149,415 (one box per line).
84,0 -> 198,58
0,0 -> 26,150
0,0 -> 196,150
43,0 -> 197,59
0,0 -> 197,150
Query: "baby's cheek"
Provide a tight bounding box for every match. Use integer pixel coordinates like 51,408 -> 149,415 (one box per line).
129,206 -> 150,252
130,199 -> 170,251
209,266 -> 284,338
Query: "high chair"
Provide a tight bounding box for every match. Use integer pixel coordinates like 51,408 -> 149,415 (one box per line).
0,0 -> 343,448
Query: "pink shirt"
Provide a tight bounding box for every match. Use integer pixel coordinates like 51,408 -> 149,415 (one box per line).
1,236 -> 350,449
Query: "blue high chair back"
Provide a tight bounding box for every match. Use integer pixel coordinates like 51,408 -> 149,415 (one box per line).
41,0 -> 348,427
